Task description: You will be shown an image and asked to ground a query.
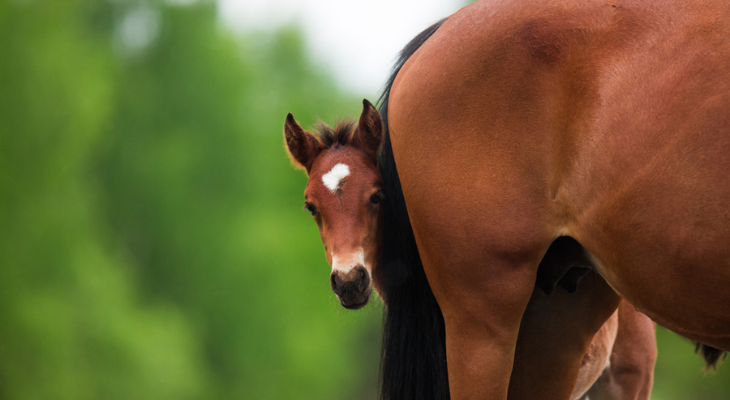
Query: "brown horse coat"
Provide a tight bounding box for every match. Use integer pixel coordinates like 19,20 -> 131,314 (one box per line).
386,0 -> 729,398
580,301 -> 657,400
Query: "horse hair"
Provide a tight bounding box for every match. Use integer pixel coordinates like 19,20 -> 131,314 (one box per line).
376,18 -> 450,400
312,121 -> 356,148
695,342 -> 727,370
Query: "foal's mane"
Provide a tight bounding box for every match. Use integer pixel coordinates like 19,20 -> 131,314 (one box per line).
312,120 -> 357,149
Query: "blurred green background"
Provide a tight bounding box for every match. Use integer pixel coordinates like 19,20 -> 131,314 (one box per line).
0,0 -> 726,399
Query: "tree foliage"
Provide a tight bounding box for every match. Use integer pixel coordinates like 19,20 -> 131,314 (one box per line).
0,0 -> 379,399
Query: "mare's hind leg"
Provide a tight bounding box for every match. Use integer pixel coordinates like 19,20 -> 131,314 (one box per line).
584,301 -> 657,400
508,268 -> 621,400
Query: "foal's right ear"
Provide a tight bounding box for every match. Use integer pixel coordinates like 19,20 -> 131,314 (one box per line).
284,113 -> 322,173
355,99 -> 384,159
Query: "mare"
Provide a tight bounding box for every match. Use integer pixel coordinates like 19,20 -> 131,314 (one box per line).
283,101 -> 657,400
377,0 -> 730,398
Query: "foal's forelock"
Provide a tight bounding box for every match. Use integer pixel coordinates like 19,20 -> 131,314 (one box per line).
312,121 -> 356,149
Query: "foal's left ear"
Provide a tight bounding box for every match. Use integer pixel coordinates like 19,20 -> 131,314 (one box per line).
354,99 -> 383,159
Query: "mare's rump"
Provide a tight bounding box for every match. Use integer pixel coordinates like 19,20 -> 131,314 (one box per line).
388,0 -> 730,350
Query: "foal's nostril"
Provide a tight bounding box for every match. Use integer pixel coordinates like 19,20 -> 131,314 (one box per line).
355,265 -> 370,293
331,266 -> 370,295
330,271 -> 343,294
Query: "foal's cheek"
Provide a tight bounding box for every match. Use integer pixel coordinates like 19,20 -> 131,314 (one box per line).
316,218 -> 328,247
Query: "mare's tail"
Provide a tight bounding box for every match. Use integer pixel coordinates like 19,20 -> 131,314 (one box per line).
375,19 -> 450,400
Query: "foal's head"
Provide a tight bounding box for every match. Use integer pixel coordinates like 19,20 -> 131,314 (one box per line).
284,100 -> 384,309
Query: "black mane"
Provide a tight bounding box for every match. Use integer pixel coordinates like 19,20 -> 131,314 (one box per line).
376,18 -> 449,400
312,120 -> 356,148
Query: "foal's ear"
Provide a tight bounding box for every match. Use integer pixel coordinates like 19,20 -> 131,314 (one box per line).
354,99 -> 383,158
284,113 -> 322,172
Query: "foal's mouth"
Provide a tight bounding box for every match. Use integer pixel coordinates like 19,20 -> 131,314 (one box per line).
341,297 -> 370,310
337,288 -> 372,310
331,264 -> 372,310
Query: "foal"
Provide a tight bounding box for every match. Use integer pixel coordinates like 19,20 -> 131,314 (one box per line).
284,100 -> 656,400
284,100 -> 384,309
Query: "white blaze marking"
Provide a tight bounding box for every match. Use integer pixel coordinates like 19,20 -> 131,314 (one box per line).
322,163 -> 350,193
332,248 -> 366,275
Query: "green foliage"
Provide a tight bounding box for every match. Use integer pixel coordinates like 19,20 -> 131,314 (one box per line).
0,0 -> 380,399
0,1 -> 204,399
0,0 -> 727,399
96,3 -> 381,399
652,328 -> 730,400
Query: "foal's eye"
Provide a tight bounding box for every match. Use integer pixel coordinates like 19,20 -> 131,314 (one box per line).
304,203 -> 317,216
370,191 -> 383,205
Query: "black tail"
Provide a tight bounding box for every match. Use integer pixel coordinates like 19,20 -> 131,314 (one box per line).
375,19 -> 449,400
695,342 -> 727,370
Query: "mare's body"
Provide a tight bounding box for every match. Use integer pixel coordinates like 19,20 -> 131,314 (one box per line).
382,0 -> 730,398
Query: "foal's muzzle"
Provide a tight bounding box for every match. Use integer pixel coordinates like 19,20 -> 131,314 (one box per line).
330,265 -> 371,310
